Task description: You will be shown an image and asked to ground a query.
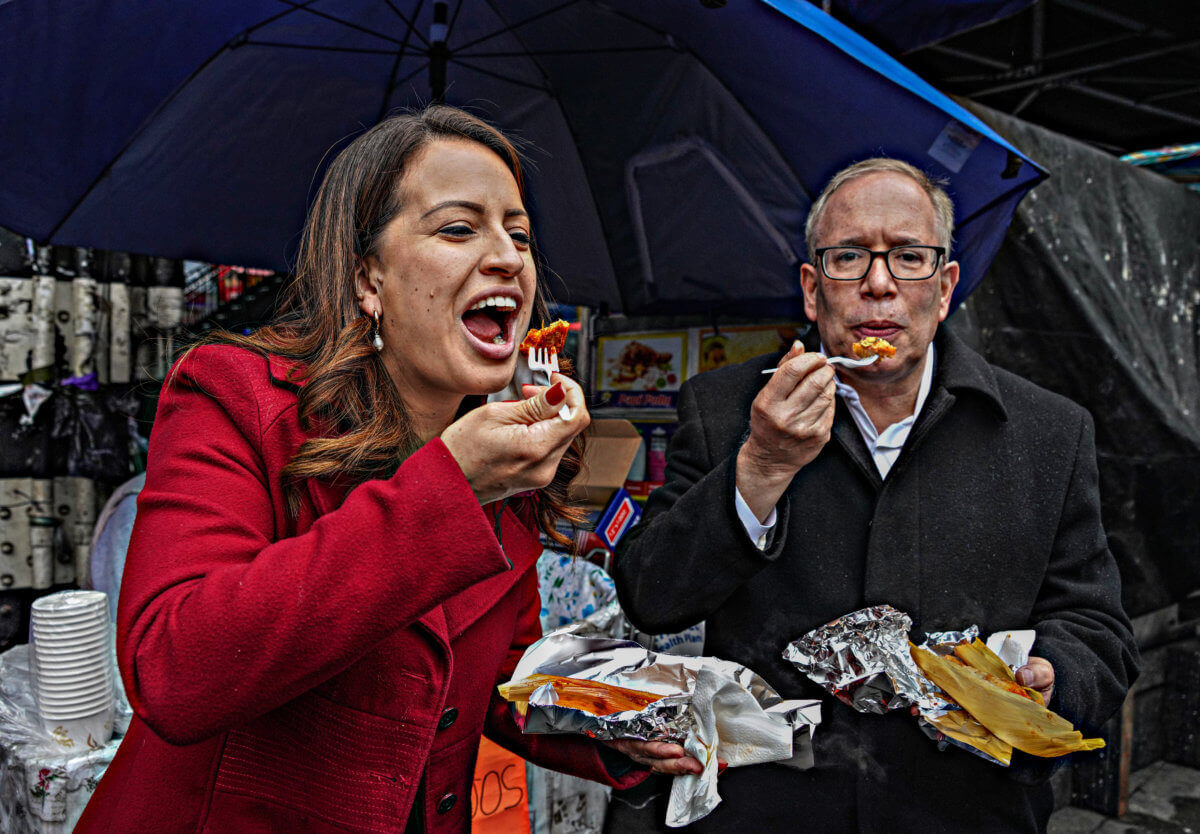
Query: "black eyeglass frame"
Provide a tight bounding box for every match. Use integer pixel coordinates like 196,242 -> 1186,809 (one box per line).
814,245 -> 947,281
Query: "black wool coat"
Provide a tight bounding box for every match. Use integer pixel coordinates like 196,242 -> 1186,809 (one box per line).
614,328 -> 1139,834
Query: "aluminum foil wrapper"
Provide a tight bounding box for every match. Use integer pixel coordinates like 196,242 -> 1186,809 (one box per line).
782,605 -> 941,714
509,622 -> 815,742
505,622 -> 822,826
913,624 -> 1015,766
784,606 -> 1026,767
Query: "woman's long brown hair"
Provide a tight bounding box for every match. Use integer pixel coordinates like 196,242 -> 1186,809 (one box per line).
182,105 -> 585,545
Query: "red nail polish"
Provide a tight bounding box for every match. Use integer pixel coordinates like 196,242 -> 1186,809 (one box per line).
546,382 -> 565,406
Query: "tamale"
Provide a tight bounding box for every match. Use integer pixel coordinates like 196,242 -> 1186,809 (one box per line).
953,640 -> 1015,681
924,709 -> 1013,766
498,674 -> 665,717
911,645 -> 1105,758
952,640 -> 1044,706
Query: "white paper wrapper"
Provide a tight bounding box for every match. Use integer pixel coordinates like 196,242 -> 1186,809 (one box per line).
505,624 -> 821,827
667,666 -> 821,826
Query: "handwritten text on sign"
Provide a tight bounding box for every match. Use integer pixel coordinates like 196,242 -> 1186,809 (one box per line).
471,736 -> 530,833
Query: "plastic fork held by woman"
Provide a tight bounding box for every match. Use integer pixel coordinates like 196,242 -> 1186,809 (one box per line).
529,347 -> 573,420
761,353 -> 879,374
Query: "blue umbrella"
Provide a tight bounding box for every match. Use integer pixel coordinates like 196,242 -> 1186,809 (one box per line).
0,0 -> 1044,314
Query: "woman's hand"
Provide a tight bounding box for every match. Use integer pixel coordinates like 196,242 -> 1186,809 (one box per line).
441,372 -> 589,505
602,739 -> 712,776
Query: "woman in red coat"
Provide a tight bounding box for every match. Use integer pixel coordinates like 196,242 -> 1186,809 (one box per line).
76,106 -> 698,834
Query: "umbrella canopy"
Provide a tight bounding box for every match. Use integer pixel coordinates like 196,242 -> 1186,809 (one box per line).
0,0 -> 1044,315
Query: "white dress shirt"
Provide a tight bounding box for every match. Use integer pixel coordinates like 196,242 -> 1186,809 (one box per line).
735,343 -> 936,549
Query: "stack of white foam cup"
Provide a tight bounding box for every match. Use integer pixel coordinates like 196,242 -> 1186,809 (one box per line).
29,590 -> 116,750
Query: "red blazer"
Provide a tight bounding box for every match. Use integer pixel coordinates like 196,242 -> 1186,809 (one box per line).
76,346 -> 642,834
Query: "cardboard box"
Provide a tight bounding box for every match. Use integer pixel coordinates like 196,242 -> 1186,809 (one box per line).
571,419 -> 644,509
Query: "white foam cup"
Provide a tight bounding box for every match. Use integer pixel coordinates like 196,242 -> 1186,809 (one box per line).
37,685 -> 113,710
31,591 -> 108,617
30,618 -> 109,638
41,703 -> 115,750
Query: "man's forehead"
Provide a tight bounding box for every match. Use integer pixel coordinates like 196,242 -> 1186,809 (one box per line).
816,172 -> 938,240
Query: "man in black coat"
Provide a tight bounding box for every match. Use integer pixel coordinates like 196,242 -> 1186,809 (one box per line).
612,159 -> 1138,832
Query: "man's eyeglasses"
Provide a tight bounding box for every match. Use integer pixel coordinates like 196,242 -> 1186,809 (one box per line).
815,245 -> 946,281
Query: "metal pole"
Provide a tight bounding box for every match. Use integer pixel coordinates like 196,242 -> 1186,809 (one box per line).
971,37 -> 1200,98
430,2 -> 448,102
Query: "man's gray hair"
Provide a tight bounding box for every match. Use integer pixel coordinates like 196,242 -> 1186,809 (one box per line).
804,158 -> 955,263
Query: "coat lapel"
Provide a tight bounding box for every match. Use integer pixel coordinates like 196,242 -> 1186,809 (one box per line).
831,401 -> 881,488
441,504 -> 541,641
858,329 -> 1008,627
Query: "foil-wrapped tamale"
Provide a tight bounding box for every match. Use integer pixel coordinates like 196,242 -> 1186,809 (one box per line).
783,605 -> 1104,768
500,623 -> 821,826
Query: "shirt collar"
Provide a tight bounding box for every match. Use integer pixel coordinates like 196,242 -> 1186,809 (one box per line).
827,341 -> 935,434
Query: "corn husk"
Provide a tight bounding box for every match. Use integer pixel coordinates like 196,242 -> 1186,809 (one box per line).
498,674 -> 666,717
911,644 -> 1104,758
953,639 -> 1044,706
924,709 -> 1013,766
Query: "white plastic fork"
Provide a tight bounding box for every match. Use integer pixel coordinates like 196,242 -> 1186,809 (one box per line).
760,353 -> 880,374
528,347 -> 572,420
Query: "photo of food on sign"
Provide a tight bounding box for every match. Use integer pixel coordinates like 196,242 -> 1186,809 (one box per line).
597,333 -> 685,392
698,324 -> 803,373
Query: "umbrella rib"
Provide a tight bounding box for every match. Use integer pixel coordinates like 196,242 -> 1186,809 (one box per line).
447,0 -> 465,43
387,61 -> 433,100
42,1 -> 410,245
381,0 -> 431,49
448,58 -> 552,94
472,0 -> 625,303
452,0 -> 584,53
376,0 -> 426,122
274,0 -> 407,46
244,40 -> 397,55
559,1 -> 815,210
458,45 -> 675,58
241,0 -> 323,39
46,29 -> 264,242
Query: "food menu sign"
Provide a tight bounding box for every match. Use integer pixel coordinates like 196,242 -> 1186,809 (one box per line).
697,324 -> 803,374
595,332 -> 686,409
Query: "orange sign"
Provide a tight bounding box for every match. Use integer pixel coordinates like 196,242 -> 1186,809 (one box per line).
471,737 -> 530,833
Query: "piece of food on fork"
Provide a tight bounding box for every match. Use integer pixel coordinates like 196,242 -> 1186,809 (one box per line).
519,319 -> 570,355
521,319 -> 573,420
851,336 -> 896,359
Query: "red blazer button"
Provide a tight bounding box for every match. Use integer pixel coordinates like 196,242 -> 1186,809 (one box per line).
436,793 -> 457,814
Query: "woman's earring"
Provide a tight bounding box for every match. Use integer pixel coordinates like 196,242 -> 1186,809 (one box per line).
371,310 -> 384,352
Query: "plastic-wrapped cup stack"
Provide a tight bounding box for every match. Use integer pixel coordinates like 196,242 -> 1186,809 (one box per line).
29,590 -> 115,750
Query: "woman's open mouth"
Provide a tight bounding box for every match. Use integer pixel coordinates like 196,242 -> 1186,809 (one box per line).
460,293 -> 520,359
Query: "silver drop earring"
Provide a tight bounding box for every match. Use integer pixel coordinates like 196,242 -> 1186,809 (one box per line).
371,310 -> 384,352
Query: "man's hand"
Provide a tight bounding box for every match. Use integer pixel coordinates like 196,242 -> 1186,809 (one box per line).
1016,656 -> 1055,704
603,739 -> 718,776
736,342 -> 837,521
